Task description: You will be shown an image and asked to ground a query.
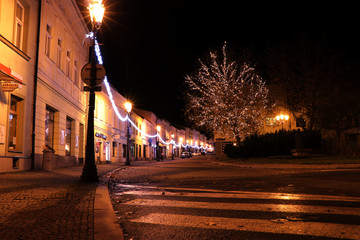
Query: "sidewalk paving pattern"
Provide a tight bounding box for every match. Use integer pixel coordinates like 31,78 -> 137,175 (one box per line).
0,163 -> 124,240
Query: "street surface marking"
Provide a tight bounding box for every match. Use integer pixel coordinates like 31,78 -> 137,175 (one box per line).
118,184 -> 360,202
130,213 -> 360,240
117,184 -> 360,239
123,198 -> 360,216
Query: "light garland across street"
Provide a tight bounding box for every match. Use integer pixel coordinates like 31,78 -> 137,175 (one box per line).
92,36 -> 211,151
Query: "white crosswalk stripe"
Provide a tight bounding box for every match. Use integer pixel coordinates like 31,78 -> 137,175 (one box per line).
117,185 -> 360,239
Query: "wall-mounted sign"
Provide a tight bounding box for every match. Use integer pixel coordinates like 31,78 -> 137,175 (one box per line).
95,132 -> 107,140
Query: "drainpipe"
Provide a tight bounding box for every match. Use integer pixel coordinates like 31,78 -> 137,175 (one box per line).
31,0 -> 42,170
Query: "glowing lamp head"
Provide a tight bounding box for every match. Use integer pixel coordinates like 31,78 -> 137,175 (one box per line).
124,101 -> 132,113
156,125 -> 161,132
179,137 -> 183,142
171,133 -> 174,139
284,115 -> 289,121
186,140 -> 189,144
88,0 -> 105,28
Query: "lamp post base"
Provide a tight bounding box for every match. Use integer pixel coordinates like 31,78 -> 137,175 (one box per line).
80,164 -> 100,182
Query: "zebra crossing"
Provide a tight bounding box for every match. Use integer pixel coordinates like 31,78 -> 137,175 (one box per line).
116,184 -> 360,239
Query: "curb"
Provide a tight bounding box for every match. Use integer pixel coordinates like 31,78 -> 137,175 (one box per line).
94,167 -> 125,240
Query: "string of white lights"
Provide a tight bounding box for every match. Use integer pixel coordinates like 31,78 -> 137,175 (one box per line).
92,36 -> 211,150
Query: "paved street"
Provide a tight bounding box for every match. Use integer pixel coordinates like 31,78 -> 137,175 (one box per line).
109,156 -> 360,240
0,163 -> 124,240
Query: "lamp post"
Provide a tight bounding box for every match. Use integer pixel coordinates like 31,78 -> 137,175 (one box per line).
80,0 -> 105,182
171,133 -> 174,160
276,114 -> 289,131
156,125 -> 161,161
124,101 -> 132,166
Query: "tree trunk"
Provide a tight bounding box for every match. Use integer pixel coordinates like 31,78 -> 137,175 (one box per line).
235,135 -> 241,148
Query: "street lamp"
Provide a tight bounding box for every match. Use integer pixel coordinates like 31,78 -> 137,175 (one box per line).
124,101 -> 132,166
80,0 -> 105,182
171,133 -> 174,160
276,114 -> 289,130
156,125 -> 161,161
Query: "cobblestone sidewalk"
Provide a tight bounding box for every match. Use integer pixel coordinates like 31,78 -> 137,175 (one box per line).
0,163 -> 123,240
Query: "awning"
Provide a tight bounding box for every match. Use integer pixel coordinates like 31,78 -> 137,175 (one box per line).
0,63 -> 24,84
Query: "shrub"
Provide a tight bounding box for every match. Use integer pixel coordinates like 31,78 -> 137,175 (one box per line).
224,130 -> 321,158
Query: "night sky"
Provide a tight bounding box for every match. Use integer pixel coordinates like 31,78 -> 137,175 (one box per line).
86,1 -> 359,127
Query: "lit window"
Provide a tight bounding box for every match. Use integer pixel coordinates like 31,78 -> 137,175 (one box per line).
45,107 -> 55,148
45,25 -> 51,57
65,117 -> 72,156
14,1 -> 24,49
57,39 -> 62,68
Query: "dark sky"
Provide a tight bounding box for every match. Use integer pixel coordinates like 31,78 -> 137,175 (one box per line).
93,1 -> 359,127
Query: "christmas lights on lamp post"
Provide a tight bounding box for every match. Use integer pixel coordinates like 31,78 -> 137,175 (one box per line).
124,101 -> 132,166
80,0 -> 105,182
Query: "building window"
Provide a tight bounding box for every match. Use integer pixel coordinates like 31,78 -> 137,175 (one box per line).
74,60 -> 78,87
65,117 -> 72,156
45,24 -> 51,57
56,39 -> 62,68
123,144 -> 126,157
14,1 -> 25,49
113,142 -> 117,157
45,107 -> 55,148
266,117 -> 276,126
66,51 -> 71,77
8,95 -> 22,151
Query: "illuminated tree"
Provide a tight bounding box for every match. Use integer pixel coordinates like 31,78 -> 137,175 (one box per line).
185,43 -> 272,146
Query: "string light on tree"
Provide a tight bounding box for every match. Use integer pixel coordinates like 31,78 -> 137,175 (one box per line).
184,42 -> 273,147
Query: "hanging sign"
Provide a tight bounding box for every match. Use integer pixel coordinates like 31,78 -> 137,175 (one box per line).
1,82 -> 19,92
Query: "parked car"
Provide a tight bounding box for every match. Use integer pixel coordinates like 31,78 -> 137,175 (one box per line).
181,152 -> 191,158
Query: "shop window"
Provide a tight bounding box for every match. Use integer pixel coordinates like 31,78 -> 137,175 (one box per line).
65,117 -> 72,156
8,95 -> 23,151
122,144 -> 126,157
45,106 -> 55,148
112,142 -> 117,157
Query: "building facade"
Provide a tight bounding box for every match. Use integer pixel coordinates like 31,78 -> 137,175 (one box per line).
33,0 -> 89,169
0,0 -> 40,172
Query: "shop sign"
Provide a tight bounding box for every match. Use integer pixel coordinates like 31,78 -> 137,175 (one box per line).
1,82 -> 18,92
95,132 -> 107,140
